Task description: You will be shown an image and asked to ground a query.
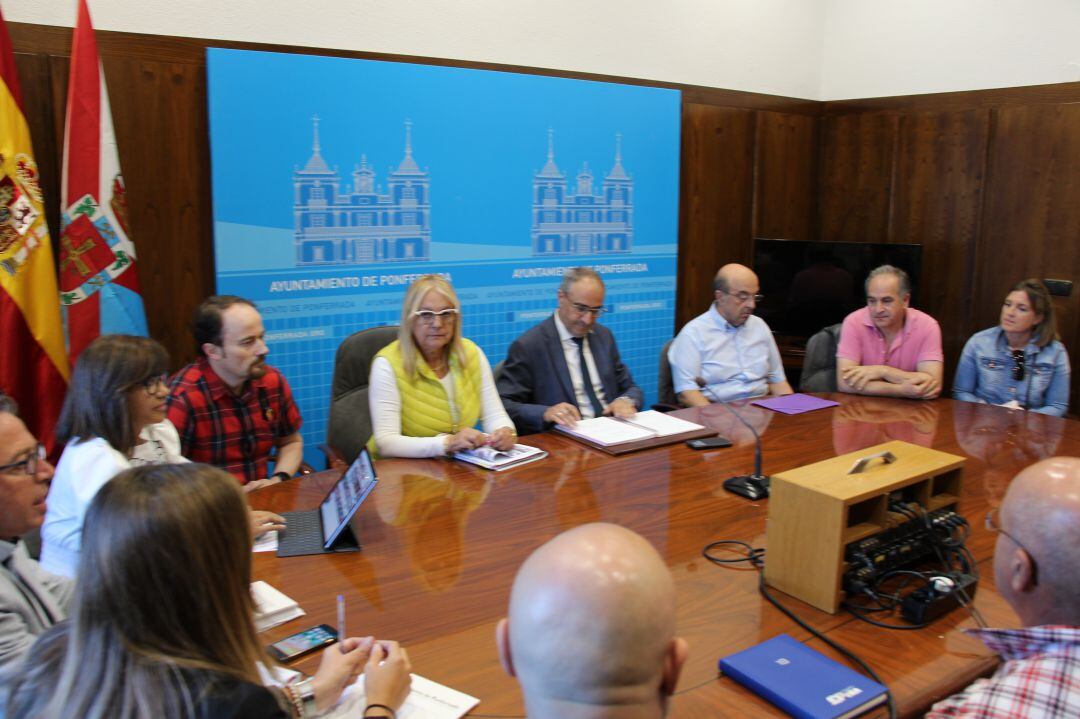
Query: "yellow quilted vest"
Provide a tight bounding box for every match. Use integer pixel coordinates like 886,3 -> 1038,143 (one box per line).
367,339 -> 483,458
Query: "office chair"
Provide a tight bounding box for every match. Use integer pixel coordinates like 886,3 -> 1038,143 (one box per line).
324,325 -> 399,467
652,338 -> 680,412
799,323 -> 842,393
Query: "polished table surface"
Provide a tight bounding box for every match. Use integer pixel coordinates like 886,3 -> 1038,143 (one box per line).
250,395 -> 1080,717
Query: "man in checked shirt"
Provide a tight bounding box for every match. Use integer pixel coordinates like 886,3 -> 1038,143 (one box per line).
167,295 -> 303,491
927,457 -> 1080,718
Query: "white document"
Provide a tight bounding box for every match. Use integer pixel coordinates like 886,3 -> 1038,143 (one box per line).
556,416 -> 656,446
322,673 -> 480,719
251,580 -> 305,632
253,530 -> 279,553
624,409 -> 705,437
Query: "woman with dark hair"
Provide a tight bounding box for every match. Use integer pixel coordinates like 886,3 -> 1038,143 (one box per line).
40,334 -> 189,577
953,279 -> 1071,416
368,274 -> 515,458
5,463 -> 412,719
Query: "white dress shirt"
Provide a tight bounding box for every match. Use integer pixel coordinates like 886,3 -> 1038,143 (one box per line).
553,313 -> 608,418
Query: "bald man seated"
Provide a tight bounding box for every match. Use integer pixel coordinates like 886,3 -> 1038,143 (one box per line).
668,263 -> 792,406
927,457 -> 1080,718
496,523 -> 688,719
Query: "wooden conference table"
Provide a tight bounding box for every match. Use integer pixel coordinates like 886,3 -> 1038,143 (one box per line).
250,395 -> 1080,717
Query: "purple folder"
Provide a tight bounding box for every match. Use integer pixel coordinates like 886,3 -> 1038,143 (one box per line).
751,393 -> 840,415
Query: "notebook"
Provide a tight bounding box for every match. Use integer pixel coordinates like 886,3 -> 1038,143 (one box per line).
719,634 -> 887,719
276,449 -> 378,558
555,410 -> 706,446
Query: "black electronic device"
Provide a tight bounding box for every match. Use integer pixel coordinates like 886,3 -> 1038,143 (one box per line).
724,475 -> 768,500
687,437 -> 733,450
900,573 -> 978,625
842,506 -> 964,594
753,238 -> 923,342
267,624 -> 338,662
277,449 -> 378,557
695,378 -> 770,500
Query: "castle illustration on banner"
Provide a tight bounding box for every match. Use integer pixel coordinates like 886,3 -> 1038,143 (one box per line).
293,117 -> 430,266
531,129 -> 633,256
292,121 -> 633,265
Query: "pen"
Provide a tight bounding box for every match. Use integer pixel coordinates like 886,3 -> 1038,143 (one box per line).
337,594 -> 346,652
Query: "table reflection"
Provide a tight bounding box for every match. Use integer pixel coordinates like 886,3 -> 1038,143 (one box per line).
952,401 -> 1064,504
831,395 -> 940,454
374,462 -> 492,592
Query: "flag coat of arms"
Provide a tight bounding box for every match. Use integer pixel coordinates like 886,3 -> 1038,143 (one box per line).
0,3 -> 70,449
59,0 -> 147,364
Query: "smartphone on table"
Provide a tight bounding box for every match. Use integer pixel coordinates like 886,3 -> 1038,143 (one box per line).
268,624 -> 338,662
686,437 -> 732,450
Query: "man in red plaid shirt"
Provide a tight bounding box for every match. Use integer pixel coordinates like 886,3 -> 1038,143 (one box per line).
927,457 -> 1080,718
167,296 -> 303,491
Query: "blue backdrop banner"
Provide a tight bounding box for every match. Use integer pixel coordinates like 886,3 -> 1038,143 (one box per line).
207,48 -> 681,468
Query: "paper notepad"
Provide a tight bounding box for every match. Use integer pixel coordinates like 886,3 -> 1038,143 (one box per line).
260,663 -> 479,719
251,580 -> 305,632
323,674 -> 480,719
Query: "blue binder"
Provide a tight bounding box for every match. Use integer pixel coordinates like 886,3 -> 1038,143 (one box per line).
719,634 -> 888,719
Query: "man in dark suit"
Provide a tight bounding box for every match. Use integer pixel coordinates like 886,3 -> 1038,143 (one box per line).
497,268 -> 643,435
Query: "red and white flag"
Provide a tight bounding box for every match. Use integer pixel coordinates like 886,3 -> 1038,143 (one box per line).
59,0 -> 147,365
0,3 -> 69,449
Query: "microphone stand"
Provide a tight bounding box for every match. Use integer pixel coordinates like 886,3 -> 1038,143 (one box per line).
695,377 -> 771,499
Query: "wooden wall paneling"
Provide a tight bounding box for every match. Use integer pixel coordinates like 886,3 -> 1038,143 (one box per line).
818,112 -> 899,243
978,103 -> 1080,411
101,55 -> 214,368
890,109 -> 991,385
823,80 -> 1080,115
752,111 -> 818,242
676,104 -> 756,330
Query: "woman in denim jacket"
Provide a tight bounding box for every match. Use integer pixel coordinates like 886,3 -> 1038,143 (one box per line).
953,279 -> 1070,416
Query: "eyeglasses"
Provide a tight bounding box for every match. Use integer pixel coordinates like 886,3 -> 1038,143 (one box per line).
720,290 -> 764,304
0,443 -> 46,476
1011,349 -> 1025,381
413,308 -> 459,325
139,373 -> 169,392
567,301 -> 608,317
985,506 -> 1038,586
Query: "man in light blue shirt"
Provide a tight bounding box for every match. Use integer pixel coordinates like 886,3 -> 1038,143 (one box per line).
668,263 -> 793,406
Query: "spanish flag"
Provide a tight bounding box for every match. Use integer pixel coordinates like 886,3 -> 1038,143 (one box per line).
59,0 -> 147,365
0,5 -> 70,450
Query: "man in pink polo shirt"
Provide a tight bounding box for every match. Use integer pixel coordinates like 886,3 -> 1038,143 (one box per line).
836,265 -> 943,399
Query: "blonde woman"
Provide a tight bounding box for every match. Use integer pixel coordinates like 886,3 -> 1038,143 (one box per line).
368,275 -> 515,458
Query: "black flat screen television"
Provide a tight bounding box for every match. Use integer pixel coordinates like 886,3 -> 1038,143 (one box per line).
753,239 -> 923,343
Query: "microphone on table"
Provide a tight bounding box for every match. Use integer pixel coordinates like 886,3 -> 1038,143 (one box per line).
694,377 -> 770,501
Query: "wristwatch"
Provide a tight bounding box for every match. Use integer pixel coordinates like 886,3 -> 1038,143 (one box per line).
271,470 -> 292,482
